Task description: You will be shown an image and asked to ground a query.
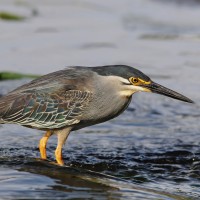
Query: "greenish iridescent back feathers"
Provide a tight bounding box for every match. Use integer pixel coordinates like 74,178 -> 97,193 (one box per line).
12,68 -> 94,93
0,90 -> 93,129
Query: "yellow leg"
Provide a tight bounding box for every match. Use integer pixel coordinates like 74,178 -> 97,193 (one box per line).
55,146 -> 64,165
39,130 -> 52,159
55,127 -> 72,165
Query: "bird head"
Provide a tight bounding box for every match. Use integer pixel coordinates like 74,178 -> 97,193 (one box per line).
92,65 -> 193,103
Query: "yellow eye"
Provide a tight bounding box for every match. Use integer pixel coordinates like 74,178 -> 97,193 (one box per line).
133,78 -> 138,83
130,77 -> 139,84
129,77 -> 151,85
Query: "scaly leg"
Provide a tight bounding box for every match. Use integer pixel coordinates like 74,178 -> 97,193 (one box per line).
55,127 -> 72,165
39,130 -> 53,159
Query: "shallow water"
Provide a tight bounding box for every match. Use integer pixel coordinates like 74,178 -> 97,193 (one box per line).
0,0 -> 200,199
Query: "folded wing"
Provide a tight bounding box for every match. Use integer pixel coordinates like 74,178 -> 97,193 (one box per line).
0,90 -> 92,129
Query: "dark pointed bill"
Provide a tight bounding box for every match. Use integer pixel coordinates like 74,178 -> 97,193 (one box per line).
144,82 -> 194,103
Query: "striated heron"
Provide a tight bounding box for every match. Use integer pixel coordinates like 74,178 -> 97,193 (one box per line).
0,65 -> 193,165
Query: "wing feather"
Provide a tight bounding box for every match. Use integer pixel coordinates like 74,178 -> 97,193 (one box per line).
0,68 -> 94,128
0,90 -> 93,129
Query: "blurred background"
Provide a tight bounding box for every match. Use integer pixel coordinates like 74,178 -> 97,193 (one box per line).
0,0 -> 200,199
0,0 -> 200,77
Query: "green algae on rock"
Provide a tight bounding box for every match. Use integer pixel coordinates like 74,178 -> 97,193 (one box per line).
0,71 -> 39,80
0,12 -> 25,21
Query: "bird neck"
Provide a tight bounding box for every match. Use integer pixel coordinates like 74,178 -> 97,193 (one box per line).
118,83 -> 139,98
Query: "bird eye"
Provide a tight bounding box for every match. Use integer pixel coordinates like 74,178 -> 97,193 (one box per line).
132,78 -> 138,84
